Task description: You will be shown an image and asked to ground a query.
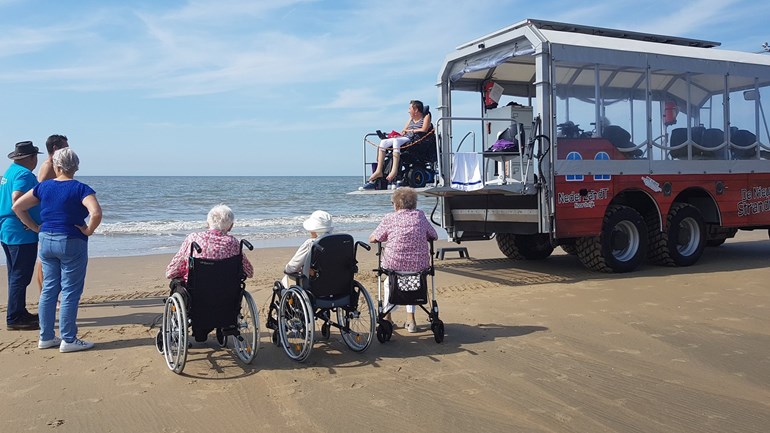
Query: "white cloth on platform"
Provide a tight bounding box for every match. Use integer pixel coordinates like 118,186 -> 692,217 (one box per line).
450,152 -> 483,191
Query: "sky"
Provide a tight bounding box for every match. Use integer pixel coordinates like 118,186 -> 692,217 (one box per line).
0,0 -> 768,176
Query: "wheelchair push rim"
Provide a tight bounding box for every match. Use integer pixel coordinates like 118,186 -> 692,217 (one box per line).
162,292 -> 188,374
336,281 -> 376,352
233,290 -> 260,364
278,286 -> 315,362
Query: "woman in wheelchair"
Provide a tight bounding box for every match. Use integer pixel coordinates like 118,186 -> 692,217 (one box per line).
165,204 -> 254,312
369,187 -> 437,332
363,100 -> 432,189
282,210 -> 333,287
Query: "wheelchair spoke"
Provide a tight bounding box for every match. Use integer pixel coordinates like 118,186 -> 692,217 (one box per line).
278,287 -> 314,361
337,283 -> 375,352
233,291 -> 259,364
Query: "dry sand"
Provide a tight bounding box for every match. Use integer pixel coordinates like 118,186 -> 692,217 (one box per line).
1,231 -> 769,432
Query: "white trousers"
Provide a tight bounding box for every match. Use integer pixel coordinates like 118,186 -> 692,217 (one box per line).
379,136 -> 411,154
383,276 -> 415,314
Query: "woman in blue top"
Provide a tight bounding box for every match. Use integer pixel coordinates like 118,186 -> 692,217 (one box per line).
13,148 -> 103,353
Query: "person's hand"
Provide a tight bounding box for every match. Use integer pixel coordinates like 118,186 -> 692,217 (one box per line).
76,225 -> 94,236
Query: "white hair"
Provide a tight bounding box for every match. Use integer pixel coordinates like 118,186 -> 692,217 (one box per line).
207,204 -> 235,232
52,147 -> 79,174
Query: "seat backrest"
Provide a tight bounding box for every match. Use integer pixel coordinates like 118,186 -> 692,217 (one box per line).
603,125 -> 642,158
732,129 -> 757,159
303,233 -> 356,300
404,105 -> 437,163
701,128 -> 723,148
670,126 -> 706,159
187,254 -> 243,330
405,124 -> 437,163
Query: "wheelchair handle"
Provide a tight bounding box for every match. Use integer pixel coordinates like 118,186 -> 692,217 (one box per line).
190,241 -> 202,256
355,240 -> 371,251
241,239 -> 254,251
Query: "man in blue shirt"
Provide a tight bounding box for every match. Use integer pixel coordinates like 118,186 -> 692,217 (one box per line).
0,141 -> 42,330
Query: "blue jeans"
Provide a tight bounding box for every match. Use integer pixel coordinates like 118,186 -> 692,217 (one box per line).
2,242 -> 37,325
38,232 -> 89,343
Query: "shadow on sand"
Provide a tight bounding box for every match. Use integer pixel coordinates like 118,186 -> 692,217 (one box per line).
435,238 -> 770,288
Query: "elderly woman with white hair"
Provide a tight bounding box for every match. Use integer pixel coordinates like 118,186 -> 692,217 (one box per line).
166,204 -> 254,285
13,147 -> 103,353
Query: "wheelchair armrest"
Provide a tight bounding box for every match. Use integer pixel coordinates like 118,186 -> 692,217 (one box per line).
283,271 -> 303,286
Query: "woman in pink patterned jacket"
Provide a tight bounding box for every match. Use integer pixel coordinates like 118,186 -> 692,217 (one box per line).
166,204 -> 253,285
369,187 -> 437,333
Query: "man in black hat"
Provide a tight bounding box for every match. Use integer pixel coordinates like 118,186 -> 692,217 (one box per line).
0,141 -> 43,330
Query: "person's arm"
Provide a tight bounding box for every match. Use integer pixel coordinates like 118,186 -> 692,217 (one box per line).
37,159 -> 54,182
369,217 -> 389,243
420,211 -> 438,240
285,239 -> 312,274
242,255 -> 254,278
166,236 -> 192,279
77,194 -> 102,236
414,113 -> 432,133
11,190 -> 41,232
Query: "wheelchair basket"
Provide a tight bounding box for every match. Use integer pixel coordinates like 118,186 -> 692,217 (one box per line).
387,270 -> 429,306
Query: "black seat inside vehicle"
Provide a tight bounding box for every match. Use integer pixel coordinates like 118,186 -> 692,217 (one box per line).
670,126 -> 705,159
731,129 -> 757,159
700,128 -> 726,159
603,125 -> 642,158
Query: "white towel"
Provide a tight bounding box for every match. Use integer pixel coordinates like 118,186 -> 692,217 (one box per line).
451,152 -> 483,191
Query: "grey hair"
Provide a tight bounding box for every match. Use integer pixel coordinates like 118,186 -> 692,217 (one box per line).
52,147 -> 79,174
207,204 -> 235,232
392,187 -> 418,210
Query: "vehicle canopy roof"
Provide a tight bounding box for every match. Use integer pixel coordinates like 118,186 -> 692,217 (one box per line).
441,19 -> 770,107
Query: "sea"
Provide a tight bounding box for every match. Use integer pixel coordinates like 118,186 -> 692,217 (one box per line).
68,176 -> 445,258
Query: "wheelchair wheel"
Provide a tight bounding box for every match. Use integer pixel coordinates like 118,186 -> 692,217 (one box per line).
162,292 -> 188,374
336,281 -> 375,352
278,286 -> 314,362
155,330 -> 164,353
233,291 -> 259,364
376,319 -> 393,344
407,167 -> 428,188
216,328 -> 228,348
321,322 -> 331,340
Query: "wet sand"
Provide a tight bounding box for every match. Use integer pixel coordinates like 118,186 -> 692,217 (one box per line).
1,231 -> 769,432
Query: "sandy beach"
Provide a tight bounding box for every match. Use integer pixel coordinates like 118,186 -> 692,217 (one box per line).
1,231 -> 769,432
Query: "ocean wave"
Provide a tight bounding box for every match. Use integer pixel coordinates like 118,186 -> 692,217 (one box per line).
96,214 -> 386,236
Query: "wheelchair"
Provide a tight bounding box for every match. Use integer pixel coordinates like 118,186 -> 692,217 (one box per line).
377,126 -> 438,189
374,240 -> 444,343
265,233 -> 376,362
365,105 -> 439,190
156,239 -> 259,374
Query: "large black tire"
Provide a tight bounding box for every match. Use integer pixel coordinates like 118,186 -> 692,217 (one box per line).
648,203 -> 705,267
576,205 -> 647,273
496,233 -> 554,260
560,243 -> 578,255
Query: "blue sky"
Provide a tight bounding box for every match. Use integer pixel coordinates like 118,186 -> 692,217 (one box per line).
1,0 -> 768,176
